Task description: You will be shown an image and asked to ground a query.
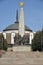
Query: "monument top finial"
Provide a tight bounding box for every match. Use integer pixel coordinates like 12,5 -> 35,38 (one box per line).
19,2 -> 24,7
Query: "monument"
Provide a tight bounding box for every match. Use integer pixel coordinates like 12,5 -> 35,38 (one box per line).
1,2 -> 34,51
19,2 -> 25,37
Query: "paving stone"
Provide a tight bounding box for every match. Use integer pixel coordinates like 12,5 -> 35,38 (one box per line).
0,51 -> 43,65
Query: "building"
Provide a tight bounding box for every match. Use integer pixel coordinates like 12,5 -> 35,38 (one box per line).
0,2 -> 34,50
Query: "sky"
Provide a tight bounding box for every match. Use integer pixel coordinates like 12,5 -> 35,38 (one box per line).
0,0 -> 43,32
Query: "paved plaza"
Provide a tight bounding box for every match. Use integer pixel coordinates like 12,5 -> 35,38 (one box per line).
0,51 -> 43,65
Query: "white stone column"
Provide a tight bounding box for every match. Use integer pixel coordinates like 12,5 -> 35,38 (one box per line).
29,33 -> 34,44
11,32 -> 15,44
19,2 -> 25,37
3,32 -> 6,39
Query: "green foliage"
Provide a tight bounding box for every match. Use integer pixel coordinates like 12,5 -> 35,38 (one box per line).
3,39 -> 8,51
0,34 -> 3,49
31,29 -> 43,51
0,34 -> 8,51
41,29 -> 43,51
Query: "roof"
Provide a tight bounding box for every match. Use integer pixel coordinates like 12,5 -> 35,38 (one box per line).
3,10 -> 32,32
3,22 -> 32,32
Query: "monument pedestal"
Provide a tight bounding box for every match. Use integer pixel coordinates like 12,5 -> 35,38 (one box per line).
13,46 -> 31,51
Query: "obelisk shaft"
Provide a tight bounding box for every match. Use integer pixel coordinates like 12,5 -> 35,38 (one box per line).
19,6 -> 25,37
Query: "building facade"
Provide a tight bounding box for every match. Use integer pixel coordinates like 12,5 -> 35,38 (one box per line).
0,2 -> 34,50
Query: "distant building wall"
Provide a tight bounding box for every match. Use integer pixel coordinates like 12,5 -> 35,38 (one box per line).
0,32 -> 2,35
2,30 -> 35,45
6,33 -> 11,44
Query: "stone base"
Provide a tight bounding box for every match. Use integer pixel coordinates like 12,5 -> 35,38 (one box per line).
7,48 -> 13,51
13,46 -> 31,51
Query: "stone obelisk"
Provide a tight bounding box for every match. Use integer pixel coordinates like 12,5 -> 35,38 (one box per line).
19,2 -> 25,37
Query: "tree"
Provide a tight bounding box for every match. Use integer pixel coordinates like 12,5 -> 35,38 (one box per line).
0,34 -> 3,49
41,29 -> 43,51
0,34 -> 8,51
31,29 -> 43,51
3,39 -> 8,51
